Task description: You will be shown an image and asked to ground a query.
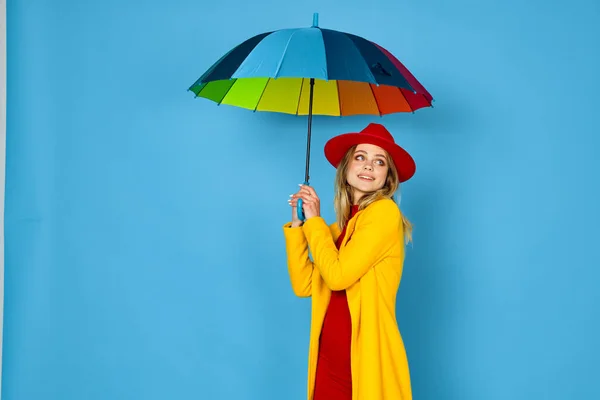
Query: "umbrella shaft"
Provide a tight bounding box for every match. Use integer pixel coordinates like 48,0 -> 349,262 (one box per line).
305,78 -> 315,184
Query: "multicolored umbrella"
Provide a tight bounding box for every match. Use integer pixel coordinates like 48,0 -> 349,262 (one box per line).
189,13 -> 433,219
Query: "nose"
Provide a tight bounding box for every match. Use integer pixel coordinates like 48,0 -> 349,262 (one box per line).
363,163 -> 373,171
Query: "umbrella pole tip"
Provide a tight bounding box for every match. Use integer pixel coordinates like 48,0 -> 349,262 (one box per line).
312,13 -> 319,27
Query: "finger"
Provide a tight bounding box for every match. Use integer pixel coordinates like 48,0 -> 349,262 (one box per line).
296,188 -> 311,198
298,197 -> 318,207
298,184 -> 318,196
298,190 -> 318,204
290,191 -> 305,199
289,195 -> 301,205
302,185 -> 319,199
296,194 -> 313,204
300,199 -> 317,210
299,184 -> 317,196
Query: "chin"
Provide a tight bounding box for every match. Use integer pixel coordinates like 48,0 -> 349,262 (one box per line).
352,180 -> 378,193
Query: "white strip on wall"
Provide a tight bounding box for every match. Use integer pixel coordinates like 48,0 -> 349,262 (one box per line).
0,0 -> 6,397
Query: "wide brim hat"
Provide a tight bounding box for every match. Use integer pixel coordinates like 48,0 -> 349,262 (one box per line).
324,123 -> 416,182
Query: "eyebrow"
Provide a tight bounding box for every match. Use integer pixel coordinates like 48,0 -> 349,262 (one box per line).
355,150 -> 386,158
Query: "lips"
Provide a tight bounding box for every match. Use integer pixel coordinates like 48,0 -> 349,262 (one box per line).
358,175 -> 375,181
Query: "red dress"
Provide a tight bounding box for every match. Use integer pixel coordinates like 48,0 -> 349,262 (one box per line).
313,205 -> 359,400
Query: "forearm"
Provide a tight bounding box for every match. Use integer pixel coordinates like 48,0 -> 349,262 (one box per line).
302,217 -> 348,290
302,201 -> 400,290
283,223 -> 313,297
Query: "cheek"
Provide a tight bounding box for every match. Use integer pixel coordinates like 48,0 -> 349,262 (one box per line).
345,166 -> 355,181
376,168 -> 389,181
347,161 -> 360,174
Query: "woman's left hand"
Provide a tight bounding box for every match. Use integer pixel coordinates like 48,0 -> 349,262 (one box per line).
292,184 -> 321,220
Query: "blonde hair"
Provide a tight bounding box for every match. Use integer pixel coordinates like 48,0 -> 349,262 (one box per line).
333,145 -> 413,244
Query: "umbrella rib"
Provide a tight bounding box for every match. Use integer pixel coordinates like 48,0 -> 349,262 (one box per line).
253,78 -> 271,112
217,79 -> 237,106
295,78 -> 305,116
397,86 -> 414,113
274,30 -> 300,78
336,80 -> 342,116
423,93 -> 433,107
368,83 -> 382,117
342,33 -> 378,85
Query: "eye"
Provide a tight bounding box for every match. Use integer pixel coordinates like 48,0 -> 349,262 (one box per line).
375,159 -> 386,166
355,154 -> 365,161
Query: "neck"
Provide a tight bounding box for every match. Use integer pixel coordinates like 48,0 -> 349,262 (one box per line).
352,190 -> 364,205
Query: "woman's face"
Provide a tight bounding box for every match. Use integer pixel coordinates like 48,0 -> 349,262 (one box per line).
346,143 -> 390,203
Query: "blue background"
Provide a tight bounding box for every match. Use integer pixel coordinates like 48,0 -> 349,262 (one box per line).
4,0 -> 599,399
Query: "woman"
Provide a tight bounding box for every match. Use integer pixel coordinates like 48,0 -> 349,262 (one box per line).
283,122 -> 415,400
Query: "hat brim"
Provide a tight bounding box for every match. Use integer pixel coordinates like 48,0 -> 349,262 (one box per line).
324,133 -> 416,182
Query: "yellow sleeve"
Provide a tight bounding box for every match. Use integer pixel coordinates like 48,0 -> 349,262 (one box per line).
301,200 -> 401,291
282,222 -> 314,297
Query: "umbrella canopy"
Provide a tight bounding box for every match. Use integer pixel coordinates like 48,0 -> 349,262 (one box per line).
189,14 -> 432,220
189,15 -> 433,116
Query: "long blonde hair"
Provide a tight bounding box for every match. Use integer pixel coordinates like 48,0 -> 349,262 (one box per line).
333,145 -> 413,244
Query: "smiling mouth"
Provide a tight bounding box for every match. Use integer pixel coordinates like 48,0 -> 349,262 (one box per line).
358,175 -> 374,181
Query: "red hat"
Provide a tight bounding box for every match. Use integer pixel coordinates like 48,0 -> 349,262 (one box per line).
324,123 -> 416,182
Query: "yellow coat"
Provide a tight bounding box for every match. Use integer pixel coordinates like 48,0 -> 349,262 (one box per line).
283,198 -> 412,400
